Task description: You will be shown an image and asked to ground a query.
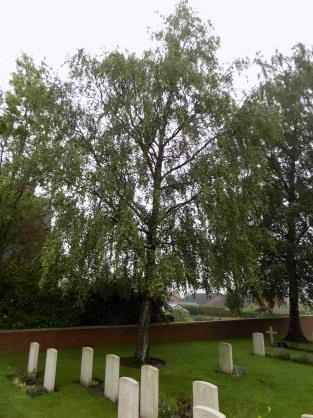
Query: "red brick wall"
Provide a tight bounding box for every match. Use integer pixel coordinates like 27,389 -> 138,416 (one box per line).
1,316 -> 313,353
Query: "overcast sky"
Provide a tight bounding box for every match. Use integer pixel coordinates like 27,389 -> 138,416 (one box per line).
1,0 -> 312,89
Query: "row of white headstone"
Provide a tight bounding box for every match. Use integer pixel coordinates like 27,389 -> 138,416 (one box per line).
116,370 -> 226,418
78,348 -> 158,418
27,342 -> 225,417
27,339 -> 313,418
27,342 -> 57,393
219,332 -> 274,373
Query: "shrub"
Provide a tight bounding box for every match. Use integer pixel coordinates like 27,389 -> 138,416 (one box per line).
159,393 -> 192,418
159,399 -> 176,418
232,366 -> 247,378
182,305 -> 259,319
176,392 -> 192,418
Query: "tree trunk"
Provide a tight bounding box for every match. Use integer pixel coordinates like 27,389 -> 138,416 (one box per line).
134,137 -> 163,364
134,239 -> 157,364
284,274 -> 307,342
284,143 -> 307,343
134,295 -> 151,364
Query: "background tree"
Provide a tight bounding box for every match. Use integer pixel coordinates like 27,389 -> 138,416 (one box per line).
225,289 -> 245,317
255,44 -> 313,341
1,57 -> 164,329
0,57 -> 54,327
196,97 -> 277,310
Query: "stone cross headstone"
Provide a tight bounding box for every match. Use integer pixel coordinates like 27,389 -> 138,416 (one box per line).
193,380 -> 219,411
43,348 -> 58,393
80,347 -> 94,387
140,365 -> 159,418
193,405 -> 226,418
252,333 -> 265,357
27,342 -> 40,376
219,343 -> 233,375
104,354 -> 120,402
118,377 -> 139,418
266,326 -> 277,345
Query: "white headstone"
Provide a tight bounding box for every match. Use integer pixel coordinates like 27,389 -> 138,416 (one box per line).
43,348 -> 58,393
104,354 -> 120,402
118,377 -> 139,418
219,343 -> 233,375
140,365 -> 159,418
80,347 -> 94,387
302,415 -> 313,417
27,342 -> 40,376
193,405 -> 226,418
252,333 -> 265,357
193,381 -> 219,411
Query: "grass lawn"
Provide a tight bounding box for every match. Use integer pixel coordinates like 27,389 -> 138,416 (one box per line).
1,339 -> 313,418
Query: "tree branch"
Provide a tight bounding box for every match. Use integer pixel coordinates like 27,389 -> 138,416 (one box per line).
162,131 -> 220,180
164,193 -> 198,216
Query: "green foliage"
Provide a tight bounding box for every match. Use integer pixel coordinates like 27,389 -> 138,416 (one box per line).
175,392 -> 192,418
158,393 -> 192,418
254,45 -> 313,339
0,275 -> 166,329
182,305 -> 242,318
231,365 -> 248,378
159,399 -> 177,418
11,370 -> 45,398
196,97 -> 277,297
225,289 -> 245,316
170,308 -> 191,323
38,0 -> 235,306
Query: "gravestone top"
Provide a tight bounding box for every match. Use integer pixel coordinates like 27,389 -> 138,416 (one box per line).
193,405 -> 226,418
27,342 -> 40,376
219,343 -> 233,375
118,377 -> 139,418
193,380 -> 219,411
43,348 -> 58,393
252,332 -> 265,357
140,365 -> 159,418
104,354 -> 120,402
80,347 -> 94,387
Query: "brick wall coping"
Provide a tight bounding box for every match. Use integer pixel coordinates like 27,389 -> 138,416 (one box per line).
2,315 -> 313,334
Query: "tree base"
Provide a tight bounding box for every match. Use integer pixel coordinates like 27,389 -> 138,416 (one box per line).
283,330 -> 308,343
120,356 -> 165,369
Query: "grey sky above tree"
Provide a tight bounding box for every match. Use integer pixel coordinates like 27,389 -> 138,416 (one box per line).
1,0 -> 313,90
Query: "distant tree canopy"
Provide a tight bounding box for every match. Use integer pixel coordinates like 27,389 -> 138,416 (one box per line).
0,1 -> 312,358
0,67 -> 49,326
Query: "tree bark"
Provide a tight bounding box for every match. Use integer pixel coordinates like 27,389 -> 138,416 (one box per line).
134,242 -> 156,364
134,295 -> 151,364
285,232 -> 306,342
134,140 -> 163,364
285,274 -> 307,342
